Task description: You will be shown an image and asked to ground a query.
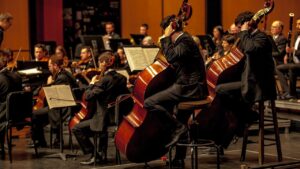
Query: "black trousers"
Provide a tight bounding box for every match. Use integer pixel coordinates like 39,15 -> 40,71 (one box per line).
144,84 -> 193,160
32,107 -> 50,143
277,63 -> 300,97
72,119 -> 108,155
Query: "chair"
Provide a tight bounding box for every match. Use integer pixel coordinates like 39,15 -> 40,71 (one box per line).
169,98 -> 221,169
5,91 -> 38,163
93,94 -> 133,166
240,100 -> 282,165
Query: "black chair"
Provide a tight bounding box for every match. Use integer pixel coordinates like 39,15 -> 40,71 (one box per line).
5,91 -> 38,163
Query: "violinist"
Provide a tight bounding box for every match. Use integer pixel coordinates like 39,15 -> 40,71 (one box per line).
72,46 -> 96,71
143,15 -> 208,167
0,56 -> 22,148
0,12 -> 13,48
30,55 -> 78,148
205,35 -> 235,66
215,11 -> 276,137
55,45 -> 71,71
34,43 -> 49,62
1,48 -> 16,70
72,51 -> 130,165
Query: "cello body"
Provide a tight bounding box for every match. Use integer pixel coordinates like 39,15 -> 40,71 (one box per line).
115,60 -> 175,163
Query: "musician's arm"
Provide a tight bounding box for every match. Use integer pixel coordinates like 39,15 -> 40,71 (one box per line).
238,30 -> 267,54
273,37 -> 287,61
85,77 -> 108,101
160,36 -> 192,63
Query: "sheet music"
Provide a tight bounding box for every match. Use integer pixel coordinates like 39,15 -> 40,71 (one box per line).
18,68 -> 42,75
124,47 -> 149,71
43,85 -> 76,109
143,48 -> 159,65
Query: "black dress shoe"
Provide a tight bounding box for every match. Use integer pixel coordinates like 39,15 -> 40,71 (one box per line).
171,158 -> 185,169
80,153 -> 103,165
165,125 -> 187,148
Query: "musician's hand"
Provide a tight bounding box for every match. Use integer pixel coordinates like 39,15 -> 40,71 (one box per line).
90,75 -> 99,85
47,75 -> 54,85
286,46 -> 294,54
284,55 -> 288,64
241,21 -> 249,31
164,23 -> 175,37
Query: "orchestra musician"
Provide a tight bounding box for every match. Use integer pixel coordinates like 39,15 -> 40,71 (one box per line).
30,55 -> 78,147
0,56 -> 22,149
1,48 -> 16,70
215,11 -> 276,137
270,20 -> 293,99
277,17 -> 300,98
72,46 -> 96,71
55,45 -> 71,70
0,12 -> 13,48
143,15 -> 208,168
102,22 -> 120,50
212,25 -> 224,54
72,51 -> 130,165
34,43 -> 49,62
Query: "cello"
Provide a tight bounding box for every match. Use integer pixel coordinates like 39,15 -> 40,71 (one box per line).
115,0 -> 192,163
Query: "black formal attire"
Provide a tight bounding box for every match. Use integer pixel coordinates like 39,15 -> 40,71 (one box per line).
0,68 -> 22,143
72,70 -> 130,155
270,34 -> 290,96
277,32 -> 300,97
32,69 -> 78,144
144,32 -> 208,160
0,27 -> 4,47
215,29 -> 276,138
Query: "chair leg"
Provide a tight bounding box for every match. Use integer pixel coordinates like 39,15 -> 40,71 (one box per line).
50,127 -> 53,149
115,147 -> 122,164
0,132 -> 4,160
258,101 -> 265,165
6,126 -> 12,163
94,133 -> 98,166
68,129 -> 73,152
271,100 -> 283,162
216,145 -> 221,169
168,146 -> 174,169
240,126 -> 249,162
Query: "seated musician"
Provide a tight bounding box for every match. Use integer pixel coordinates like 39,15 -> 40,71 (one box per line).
34,43 -> 49,62
30,55 -> 78,147
215,11 -> 276,138
72,46 -> 96,72
0,56 -> 22,147
205,34 -> 235,66
143,15 -> 208,167
72,51 -> 130,165
1,48 -> 15,70
55,45 -> 71,71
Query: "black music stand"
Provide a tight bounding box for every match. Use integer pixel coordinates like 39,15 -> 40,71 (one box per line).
81,35 -> 105,56
42,85 -> 77,161
109,38 -> 131,52
130,34 -> 145,45
197,35 -> 216,56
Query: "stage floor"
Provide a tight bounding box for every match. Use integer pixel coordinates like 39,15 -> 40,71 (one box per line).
1,127 -> 300,169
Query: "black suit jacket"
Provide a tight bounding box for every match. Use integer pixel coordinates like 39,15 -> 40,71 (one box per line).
160,32 -> 208,100
0,69 -> 22,131
272,33 -> 287,64
84,70 -> 129,132
0,27 -> 3,47
294,32 -> 300,61
238,30 -> 277,103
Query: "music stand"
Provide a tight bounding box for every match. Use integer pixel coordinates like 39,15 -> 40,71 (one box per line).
42,85 -> 77,161
130,34 -> 145,45
81,35 -> 105,56
197,35 -> 216,56
109,38 -> 131,52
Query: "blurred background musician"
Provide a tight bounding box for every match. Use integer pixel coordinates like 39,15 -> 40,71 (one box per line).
1,48 -> 16,71
103,22 -> 120,50
0,12 -> 13,48
31,55 -> 78,147
34,43 -> 49,62
55,45 -> 71,71
212,25 -> 224,54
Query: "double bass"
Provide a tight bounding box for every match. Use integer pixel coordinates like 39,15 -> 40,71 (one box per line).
115,0 -> 192,163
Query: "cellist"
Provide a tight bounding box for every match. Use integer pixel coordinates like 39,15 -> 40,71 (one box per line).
144,15 -> 208,168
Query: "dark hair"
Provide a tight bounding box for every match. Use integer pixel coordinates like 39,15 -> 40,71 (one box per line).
55,45 -> 67,57
50,55 -> 63,67
34,43 -> 46,51
105,21 -> 115,28
222,35 -> 235,45
98,51 -> 115,68
160,15 -> 183,31
141,23 -> 149,30
213,25 -> 224,36
234,11 -> 255,27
